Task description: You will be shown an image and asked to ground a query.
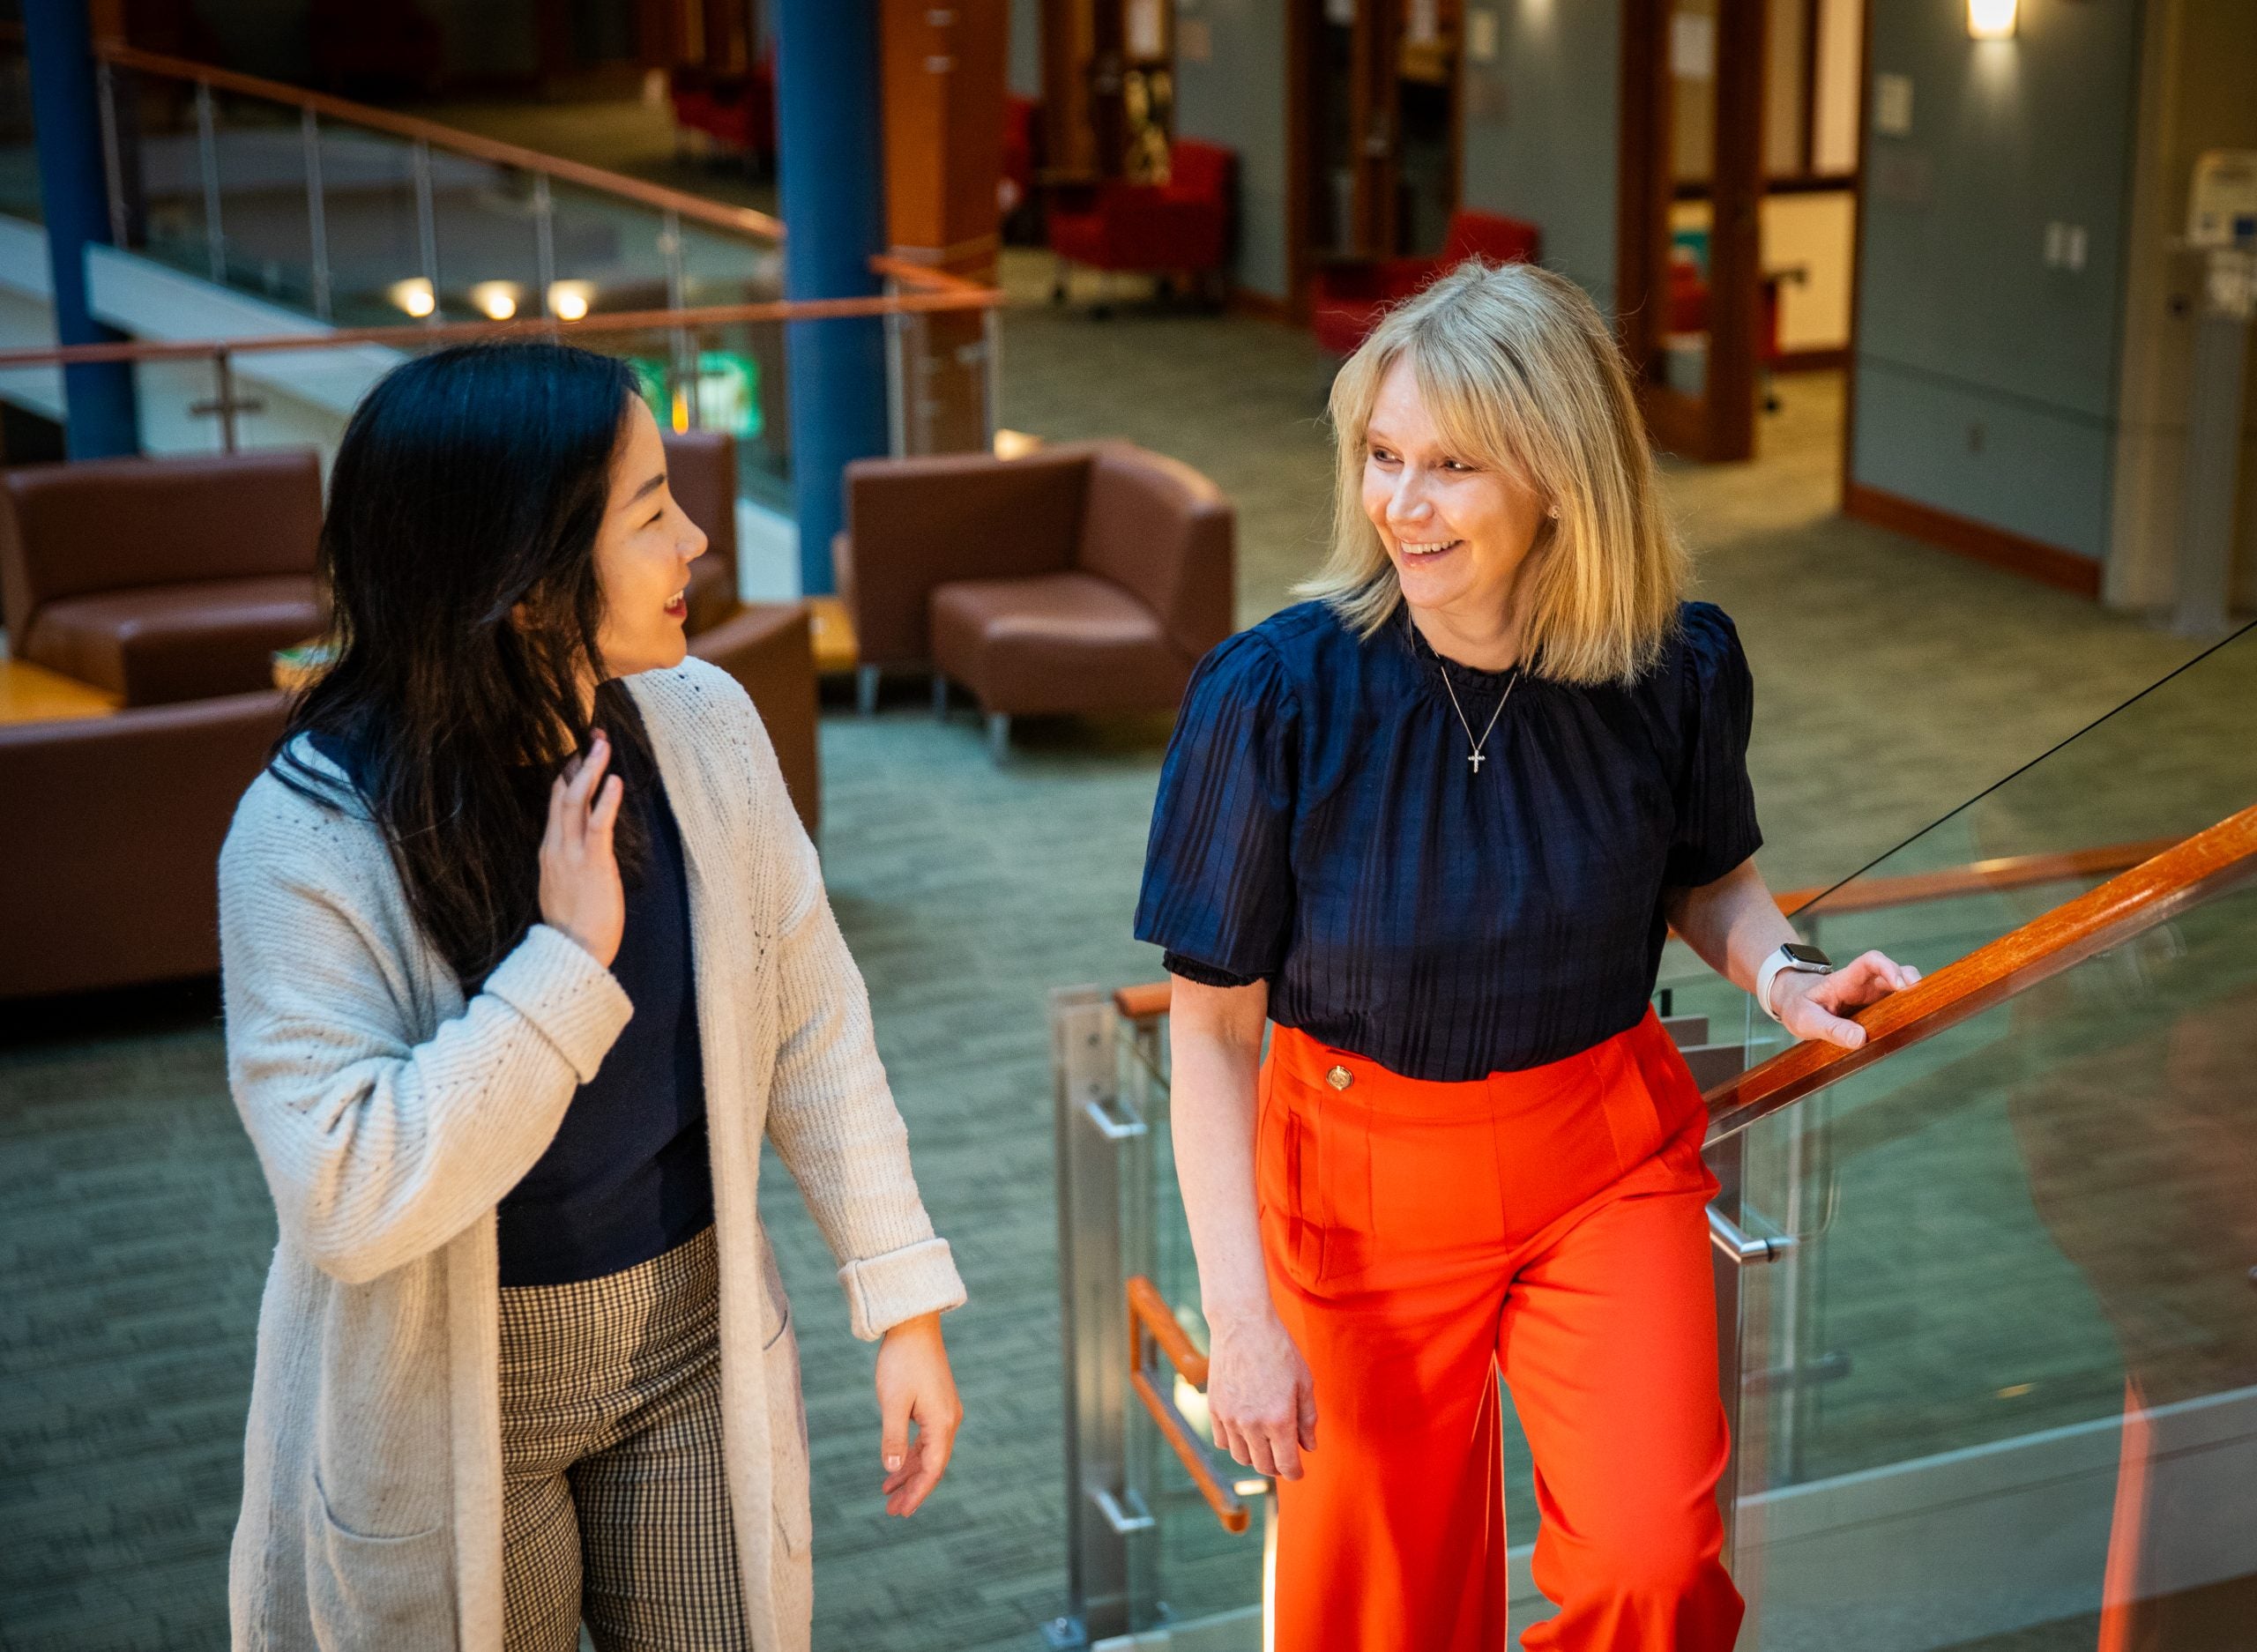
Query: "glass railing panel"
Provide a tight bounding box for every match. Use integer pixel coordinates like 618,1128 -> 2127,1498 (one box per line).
312,121 -> 438,328
1730,873 -> 2257,1650
1710,621 -> 2257,1647
1118,1011 -> 1270,1642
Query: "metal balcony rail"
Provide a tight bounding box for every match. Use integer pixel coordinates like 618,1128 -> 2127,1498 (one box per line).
1054,807 -> 2257,1645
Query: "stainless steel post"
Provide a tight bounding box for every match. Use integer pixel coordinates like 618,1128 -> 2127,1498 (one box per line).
980,304 -> 999,450
412,139 -> 439,319
1050,986 -> 1150,1645
883,280 -> 909,459
302,108 -> 330,321
662,209 -> 696,428
195,80 -> 224,282
533,172 -> 556,316
96,61 -> 127,249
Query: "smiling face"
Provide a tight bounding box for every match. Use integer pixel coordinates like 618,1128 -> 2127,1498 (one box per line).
592,396 -> 708,680
1359,354 -> 1549,665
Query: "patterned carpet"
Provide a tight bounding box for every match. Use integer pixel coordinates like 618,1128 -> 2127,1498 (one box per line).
0,260 -> 2239,1650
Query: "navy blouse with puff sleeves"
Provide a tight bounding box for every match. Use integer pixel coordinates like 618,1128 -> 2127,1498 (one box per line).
1133,598 -> 1762,1083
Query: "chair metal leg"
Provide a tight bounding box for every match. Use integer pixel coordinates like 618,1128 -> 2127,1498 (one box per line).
933,673 -> 950,718
987,711 -> 1009,763
856,664 -> 880,717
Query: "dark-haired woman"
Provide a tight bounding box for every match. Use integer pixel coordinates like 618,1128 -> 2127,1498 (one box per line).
220,342 -> 965,1652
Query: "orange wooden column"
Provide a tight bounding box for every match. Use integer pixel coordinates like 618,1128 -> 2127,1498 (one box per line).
880,1 -> 1006,454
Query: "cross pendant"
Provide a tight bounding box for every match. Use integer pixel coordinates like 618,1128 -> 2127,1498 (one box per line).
1469,750 -> 1485,773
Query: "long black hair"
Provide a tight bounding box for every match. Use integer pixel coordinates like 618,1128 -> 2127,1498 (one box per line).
278,340 -> 652,986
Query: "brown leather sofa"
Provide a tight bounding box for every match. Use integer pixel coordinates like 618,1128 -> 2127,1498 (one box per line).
0,450 -> 324,708
0,691 -> 290,999
834,441 -> 1234,757
662,429 -> 821,837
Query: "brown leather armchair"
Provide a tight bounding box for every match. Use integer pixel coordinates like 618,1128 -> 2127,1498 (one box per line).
834,442 -> 1234,756
661,429 -> 822,837
0,691 -> 291,999
0,450 -> 324,708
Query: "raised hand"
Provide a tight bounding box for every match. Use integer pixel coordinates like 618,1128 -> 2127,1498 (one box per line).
539,729 -> 626,967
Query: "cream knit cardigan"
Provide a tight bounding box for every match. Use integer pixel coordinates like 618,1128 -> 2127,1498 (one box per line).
217,659 -> 965,1652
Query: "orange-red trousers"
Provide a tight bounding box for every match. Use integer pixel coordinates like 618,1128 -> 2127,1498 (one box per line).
1258,1011 -> 1745,1652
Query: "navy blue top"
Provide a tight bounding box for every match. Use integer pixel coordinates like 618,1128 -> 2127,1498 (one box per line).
308,726 -> 713,1286
1134,599 -> 1762,1082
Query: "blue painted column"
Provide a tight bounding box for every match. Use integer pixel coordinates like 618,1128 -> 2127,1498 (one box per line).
773,0 -> 889,596
23,0 -> 138,457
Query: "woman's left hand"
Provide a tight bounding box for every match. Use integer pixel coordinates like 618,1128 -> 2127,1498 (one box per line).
1772,949 -> 1921,1050
874,1312 -> 962,1517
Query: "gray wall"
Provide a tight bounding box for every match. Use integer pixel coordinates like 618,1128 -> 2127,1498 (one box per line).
1173,0 -> 1292,301
1851,0 -> 2146,565
1009,0 -> 1044,98
1456,0 -> 1622,314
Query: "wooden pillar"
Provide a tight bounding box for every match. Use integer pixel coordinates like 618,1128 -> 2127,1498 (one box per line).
882,0 -> 1006,455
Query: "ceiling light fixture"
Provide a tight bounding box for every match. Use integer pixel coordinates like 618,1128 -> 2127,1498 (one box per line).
547,281 -> 594,322
470,281 -> 519,321
388,277 -> 436,318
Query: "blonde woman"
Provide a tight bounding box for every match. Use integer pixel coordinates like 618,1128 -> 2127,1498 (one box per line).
1136,263 -> 1915,1649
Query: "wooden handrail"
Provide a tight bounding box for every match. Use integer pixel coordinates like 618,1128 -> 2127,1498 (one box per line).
0,285 -> 1001,373
1107,836 -> 2189,1026
97,41 -> 785,242
1703,804 -> 2257,1143
1127,1276 -> 1248,1533
1772,838 -> 2181,918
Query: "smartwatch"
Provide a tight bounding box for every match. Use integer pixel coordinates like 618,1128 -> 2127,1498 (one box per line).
1756,941 -> 1834,1024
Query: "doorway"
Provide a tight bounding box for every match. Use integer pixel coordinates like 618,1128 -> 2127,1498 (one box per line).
1290,0 -> 1466,304
1618,0 -> 1865,471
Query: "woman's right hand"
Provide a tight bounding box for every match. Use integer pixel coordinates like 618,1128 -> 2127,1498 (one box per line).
540,729 -> 625,967
1205,1306 -> 1318,1480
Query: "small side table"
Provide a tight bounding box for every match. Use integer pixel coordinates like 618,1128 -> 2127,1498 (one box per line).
0,658 -> 121,725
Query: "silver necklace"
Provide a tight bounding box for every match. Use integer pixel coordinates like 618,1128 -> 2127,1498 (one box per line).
1436,659 -> 1516,773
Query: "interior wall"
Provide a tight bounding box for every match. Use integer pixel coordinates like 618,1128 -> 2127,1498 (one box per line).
1457,0 -> 1622,314
1764,189 -> 1853,350
2106,0 -> 2257,612
1810,0 -> 1859,173
1850,0 -> 2145,566
1009,0 -> 1044,97
1173,0 -> 1292,301
190,0 -> 542,84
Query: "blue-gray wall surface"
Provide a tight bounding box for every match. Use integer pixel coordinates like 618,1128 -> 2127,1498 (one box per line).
1009,0 -> 1043,97
1851,0 -> 2144,563
1457,0 -> 1622,315
1174,0 -> 1292,301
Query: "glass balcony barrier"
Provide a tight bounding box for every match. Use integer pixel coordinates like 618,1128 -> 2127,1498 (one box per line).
1052,619 -> 2257,1649
1710,616 -> 2257,1651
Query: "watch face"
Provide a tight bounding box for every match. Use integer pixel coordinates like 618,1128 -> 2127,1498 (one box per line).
1783,942 -> 1833,967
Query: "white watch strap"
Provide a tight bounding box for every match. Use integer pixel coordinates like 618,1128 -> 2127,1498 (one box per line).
1756,945 -> 1828,1023
1755,949 -> 1791,1023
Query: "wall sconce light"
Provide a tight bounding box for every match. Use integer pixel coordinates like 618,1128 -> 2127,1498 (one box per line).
1968,0 -> 2016,39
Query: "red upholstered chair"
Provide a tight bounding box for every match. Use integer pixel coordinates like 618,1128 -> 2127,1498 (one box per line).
833,442 -> 1234,760
1307,210 -> 1542,354
0,450 -> 324,708
1047,140 -> 1236,306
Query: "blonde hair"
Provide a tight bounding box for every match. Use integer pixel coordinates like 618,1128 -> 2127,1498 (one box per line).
1300,259 -> 1686,686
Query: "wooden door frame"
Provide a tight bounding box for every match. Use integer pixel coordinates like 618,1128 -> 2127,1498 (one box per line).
1616,0 -> 1767,464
